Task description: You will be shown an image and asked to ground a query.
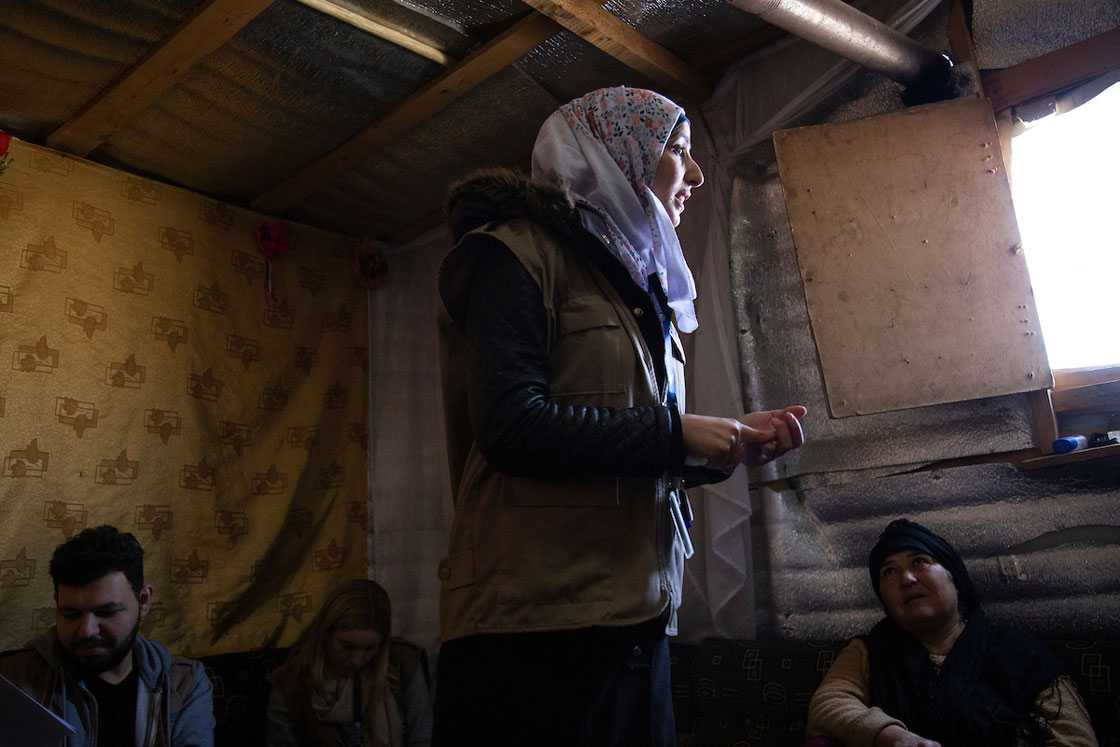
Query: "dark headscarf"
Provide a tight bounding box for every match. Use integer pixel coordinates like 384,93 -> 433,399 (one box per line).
868,518 -> 979,616
863,519 -> 1065,747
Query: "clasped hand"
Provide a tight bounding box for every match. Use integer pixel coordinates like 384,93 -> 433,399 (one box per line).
874,725 -> 941,747
681,405 -> 807,473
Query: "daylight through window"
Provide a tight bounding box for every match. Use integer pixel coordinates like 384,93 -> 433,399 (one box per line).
1009,80 -> 1120,370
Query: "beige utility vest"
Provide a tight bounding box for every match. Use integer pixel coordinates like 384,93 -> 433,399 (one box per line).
436,217 -> 686,642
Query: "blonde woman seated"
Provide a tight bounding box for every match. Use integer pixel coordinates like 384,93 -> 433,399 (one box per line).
267,580 -> 432,747
806,519 -> 1097,747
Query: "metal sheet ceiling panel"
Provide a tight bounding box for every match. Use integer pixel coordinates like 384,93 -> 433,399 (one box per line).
340,0 -> 480,58
1,0 -> 1115,242
604,0 -> 770,61
392,0 -> 526,36
0,0 -> 780,238
517,32 -> 666,106
973,0 -> 1120,69
0,0 -> 205,138
91,0 -> 444,202
292,65 -> 563,239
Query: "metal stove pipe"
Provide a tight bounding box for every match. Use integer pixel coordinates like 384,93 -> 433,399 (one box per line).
729,0 -> 949,87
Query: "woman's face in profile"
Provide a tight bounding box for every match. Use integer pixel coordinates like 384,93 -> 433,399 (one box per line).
878,550 -> 961,634
651,121 -> 704,227
327,626 -> 383,676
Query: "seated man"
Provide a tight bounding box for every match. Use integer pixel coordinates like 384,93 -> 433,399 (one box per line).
0,525 -> 214,746
806,519 -> 1097,747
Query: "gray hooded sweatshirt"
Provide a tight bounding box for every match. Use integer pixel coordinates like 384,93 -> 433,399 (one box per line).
0,628 -> 214,747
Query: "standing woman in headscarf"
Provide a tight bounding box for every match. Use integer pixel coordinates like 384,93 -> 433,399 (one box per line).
806,519 -> 1097,747
433,86 -> 807,746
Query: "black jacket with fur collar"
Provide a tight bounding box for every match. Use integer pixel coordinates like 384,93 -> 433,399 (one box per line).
447,169 -> 581,246
440,169 -> 723,486
441,168 -> 681,478
444,168 -> 671,370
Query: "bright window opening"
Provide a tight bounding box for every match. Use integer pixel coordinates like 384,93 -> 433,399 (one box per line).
1009,80 -> 1120,370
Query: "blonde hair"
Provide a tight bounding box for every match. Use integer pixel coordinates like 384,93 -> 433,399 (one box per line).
274,579 -> 392,702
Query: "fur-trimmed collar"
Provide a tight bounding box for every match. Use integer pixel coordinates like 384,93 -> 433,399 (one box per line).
445,168 -> 583,245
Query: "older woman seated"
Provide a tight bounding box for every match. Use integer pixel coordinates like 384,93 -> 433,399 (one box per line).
806,519 -> 1097,747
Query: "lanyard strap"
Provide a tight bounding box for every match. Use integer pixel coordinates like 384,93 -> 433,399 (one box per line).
647,275 -> 678,409
352,673 -> 362,747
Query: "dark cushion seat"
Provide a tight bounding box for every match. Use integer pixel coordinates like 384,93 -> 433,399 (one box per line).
188,637 -> 1119,747
202,647 -> 288,747
669,638 -> 1120,747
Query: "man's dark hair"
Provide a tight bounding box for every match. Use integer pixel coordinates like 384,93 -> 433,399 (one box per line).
49,525 -> 145,597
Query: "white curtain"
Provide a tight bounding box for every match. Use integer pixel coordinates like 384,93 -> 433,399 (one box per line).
366,230 -> 453,660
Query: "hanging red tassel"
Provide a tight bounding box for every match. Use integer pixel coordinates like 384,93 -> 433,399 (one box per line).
256,221 -> 289,302
0,131 -> 13,175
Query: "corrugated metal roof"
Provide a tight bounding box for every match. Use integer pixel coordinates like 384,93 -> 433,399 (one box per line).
4,0 -> 1112,242
0,0 -> 776,240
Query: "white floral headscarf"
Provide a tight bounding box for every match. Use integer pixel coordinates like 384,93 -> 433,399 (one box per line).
531,87 -> 699,333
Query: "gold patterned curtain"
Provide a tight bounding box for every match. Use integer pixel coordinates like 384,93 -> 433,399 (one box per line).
0,139 -> 368,656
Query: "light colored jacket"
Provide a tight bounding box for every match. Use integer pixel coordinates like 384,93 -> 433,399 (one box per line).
265,639 -> 431,747
806,638 -> 1099,747
0,629 -> 215,747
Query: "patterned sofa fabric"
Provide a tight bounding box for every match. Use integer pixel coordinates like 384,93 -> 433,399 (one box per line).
202,647 -> 289,747
670,638 -> 1119,747
1045,640 -> 1119,746
672,639 -> 847,747
190,638 -> 1118,747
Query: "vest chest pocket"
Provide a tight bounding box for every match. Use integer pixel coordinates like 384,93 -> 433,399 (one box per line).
550,292 -> 629,399
496,473 -> 618,605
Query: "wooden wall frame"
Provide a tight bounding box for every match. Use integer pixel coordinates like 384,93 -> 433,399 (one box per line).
982,27 -> 1120,112
988,28 -> 1120,461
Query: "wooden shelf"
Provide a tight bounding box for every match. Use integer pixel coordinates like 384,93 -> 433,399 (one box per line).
1020,443 -> 1120,470
1051,378 -> 1120,413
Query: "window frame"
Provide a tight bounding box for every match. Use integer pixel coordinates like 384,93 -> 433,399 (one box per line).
982,27 -> 1120,461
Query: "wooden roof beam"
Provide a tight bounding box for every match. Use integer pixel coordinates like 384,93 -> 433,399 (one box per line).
294,0 -> 456,66
46,0 -> 276,156
946,0 -> 983,98
251,11 -> 561,216
982,26 -> 1120,113
521,0 -> 713,102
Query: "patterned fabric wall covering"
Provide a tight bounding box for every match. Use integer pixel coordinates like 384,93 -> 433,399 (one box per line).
0,139 -> 369,656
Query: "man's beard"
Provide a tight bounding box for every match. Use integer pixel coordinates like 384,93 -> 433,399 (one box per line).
64,617 -> 141,677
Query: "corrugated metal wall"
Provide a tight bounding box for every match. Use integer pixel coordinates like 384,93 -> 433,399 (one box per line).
728,1 -> 1120,640
753,460 -> 1120,639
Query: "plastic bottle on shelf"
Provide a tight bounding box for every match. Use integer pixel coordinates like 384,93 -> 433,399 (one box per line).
1052,435 -> 1088,454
